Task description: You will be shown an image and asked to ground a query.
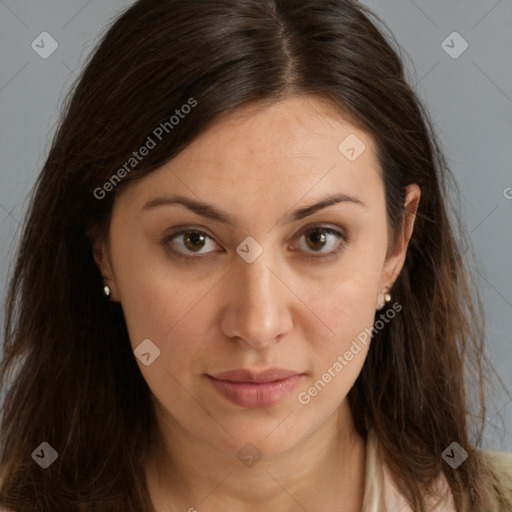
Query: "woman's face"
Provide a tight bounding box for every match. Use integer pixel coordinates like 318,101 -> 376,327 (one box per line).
95,95 -> 418,458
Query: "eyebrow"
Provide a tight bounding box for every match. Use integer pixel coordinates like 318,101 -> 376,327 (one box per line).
142,192 -> 366,226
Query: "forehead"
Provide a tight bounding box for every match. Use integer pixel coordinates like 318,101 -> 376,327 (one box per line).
115,95 -> 383,218
178,96 -> 377,172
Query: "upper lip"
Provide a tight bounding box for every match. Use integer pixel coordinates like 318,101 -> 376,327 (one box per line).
208,368 -> 301,383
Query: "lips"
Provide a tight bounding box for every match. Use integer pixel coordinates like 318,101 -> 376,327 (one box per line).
210,368 -> 299,383
207,368 -> 303,408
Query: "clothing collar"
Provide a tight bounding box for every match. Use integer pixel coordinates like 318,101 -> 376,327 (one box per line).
362,429 -> 456,511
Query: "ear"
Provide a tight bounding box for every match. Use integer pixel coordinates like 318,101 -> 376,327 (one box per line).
376,183 -> 421,309
92,235 -> 120,302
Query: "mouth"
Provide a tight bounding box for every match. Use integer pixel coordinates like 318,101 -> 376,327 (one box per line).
206,368 -> 304,408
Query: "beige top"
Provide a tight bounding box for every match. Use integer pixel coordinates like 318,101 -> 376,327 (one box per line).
362,429 -> 456,511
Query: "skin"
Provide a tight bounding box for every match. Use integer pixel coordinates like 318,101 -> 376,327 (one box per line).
94,95 -> 420,512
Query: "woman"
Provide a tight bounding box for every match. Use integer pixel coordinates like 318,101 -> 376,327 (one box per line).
0,0 -> 511,510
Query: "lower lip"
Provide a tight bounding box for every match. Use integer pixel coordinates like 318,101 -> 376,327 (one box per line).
207,375 -> 302,408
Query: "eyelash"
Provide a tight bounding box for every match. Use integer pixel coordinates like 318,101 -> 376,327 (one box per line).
162,224 -> 350,262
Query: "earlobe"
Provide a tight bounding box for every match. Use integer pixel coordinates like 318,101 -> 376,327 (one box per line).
376,290 -> 392,310
92,238 -> 119,302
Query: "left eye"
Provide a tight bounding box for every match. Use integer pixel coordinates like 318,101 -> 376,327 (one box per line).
292,226 -> 346,258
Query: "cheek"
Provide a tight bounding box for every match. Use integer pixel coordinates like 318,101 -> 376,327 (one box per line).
113,259 -> 214,411
301,277 -> 375,395
116,269 -> 215,367
294,278 -> 377,412
108,220 -> 213,349
295,238 -> 386,403
302,246 -> 385,347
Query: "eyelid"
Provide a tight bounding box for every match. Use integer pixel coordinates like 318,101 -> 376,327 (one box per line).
163,227 -> 223,260
289,222 -> 349,261
163,223 -> 349,260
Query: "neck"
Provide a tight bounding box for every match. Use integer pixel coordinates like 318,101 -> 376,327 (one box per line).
145,400 -> 367,512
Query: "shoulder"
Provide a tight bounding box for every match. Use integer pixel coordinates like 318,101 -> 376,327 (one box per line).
482,449 -> 512,483
479,449 -> 512,510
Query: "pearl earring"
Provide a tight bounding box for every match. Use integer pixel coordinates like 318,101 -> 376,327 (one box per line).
377,291 -> 392,310
103,285 -> 111,298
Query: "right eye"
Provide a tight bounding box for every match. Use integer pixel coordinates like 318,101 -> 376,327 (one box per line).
163,228 -> 222,259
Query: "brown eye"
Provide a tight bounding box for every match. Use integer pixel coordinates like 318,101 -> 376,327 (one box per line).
304,229 -> 328,251
183,231 -> 207,252
166,229 -> 219,256
292,225 -> 348,261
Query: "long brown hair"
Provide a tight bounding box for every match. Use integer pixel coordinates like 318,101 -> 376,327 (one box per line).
0,1 -> 508,510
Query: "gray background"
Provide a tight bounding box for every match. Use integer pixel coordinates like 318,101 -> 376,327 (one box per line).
1,1 -> 511,451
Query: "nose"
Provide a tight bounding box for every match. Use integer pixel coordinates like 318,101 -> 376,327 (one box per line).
220,254 -> 294,350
